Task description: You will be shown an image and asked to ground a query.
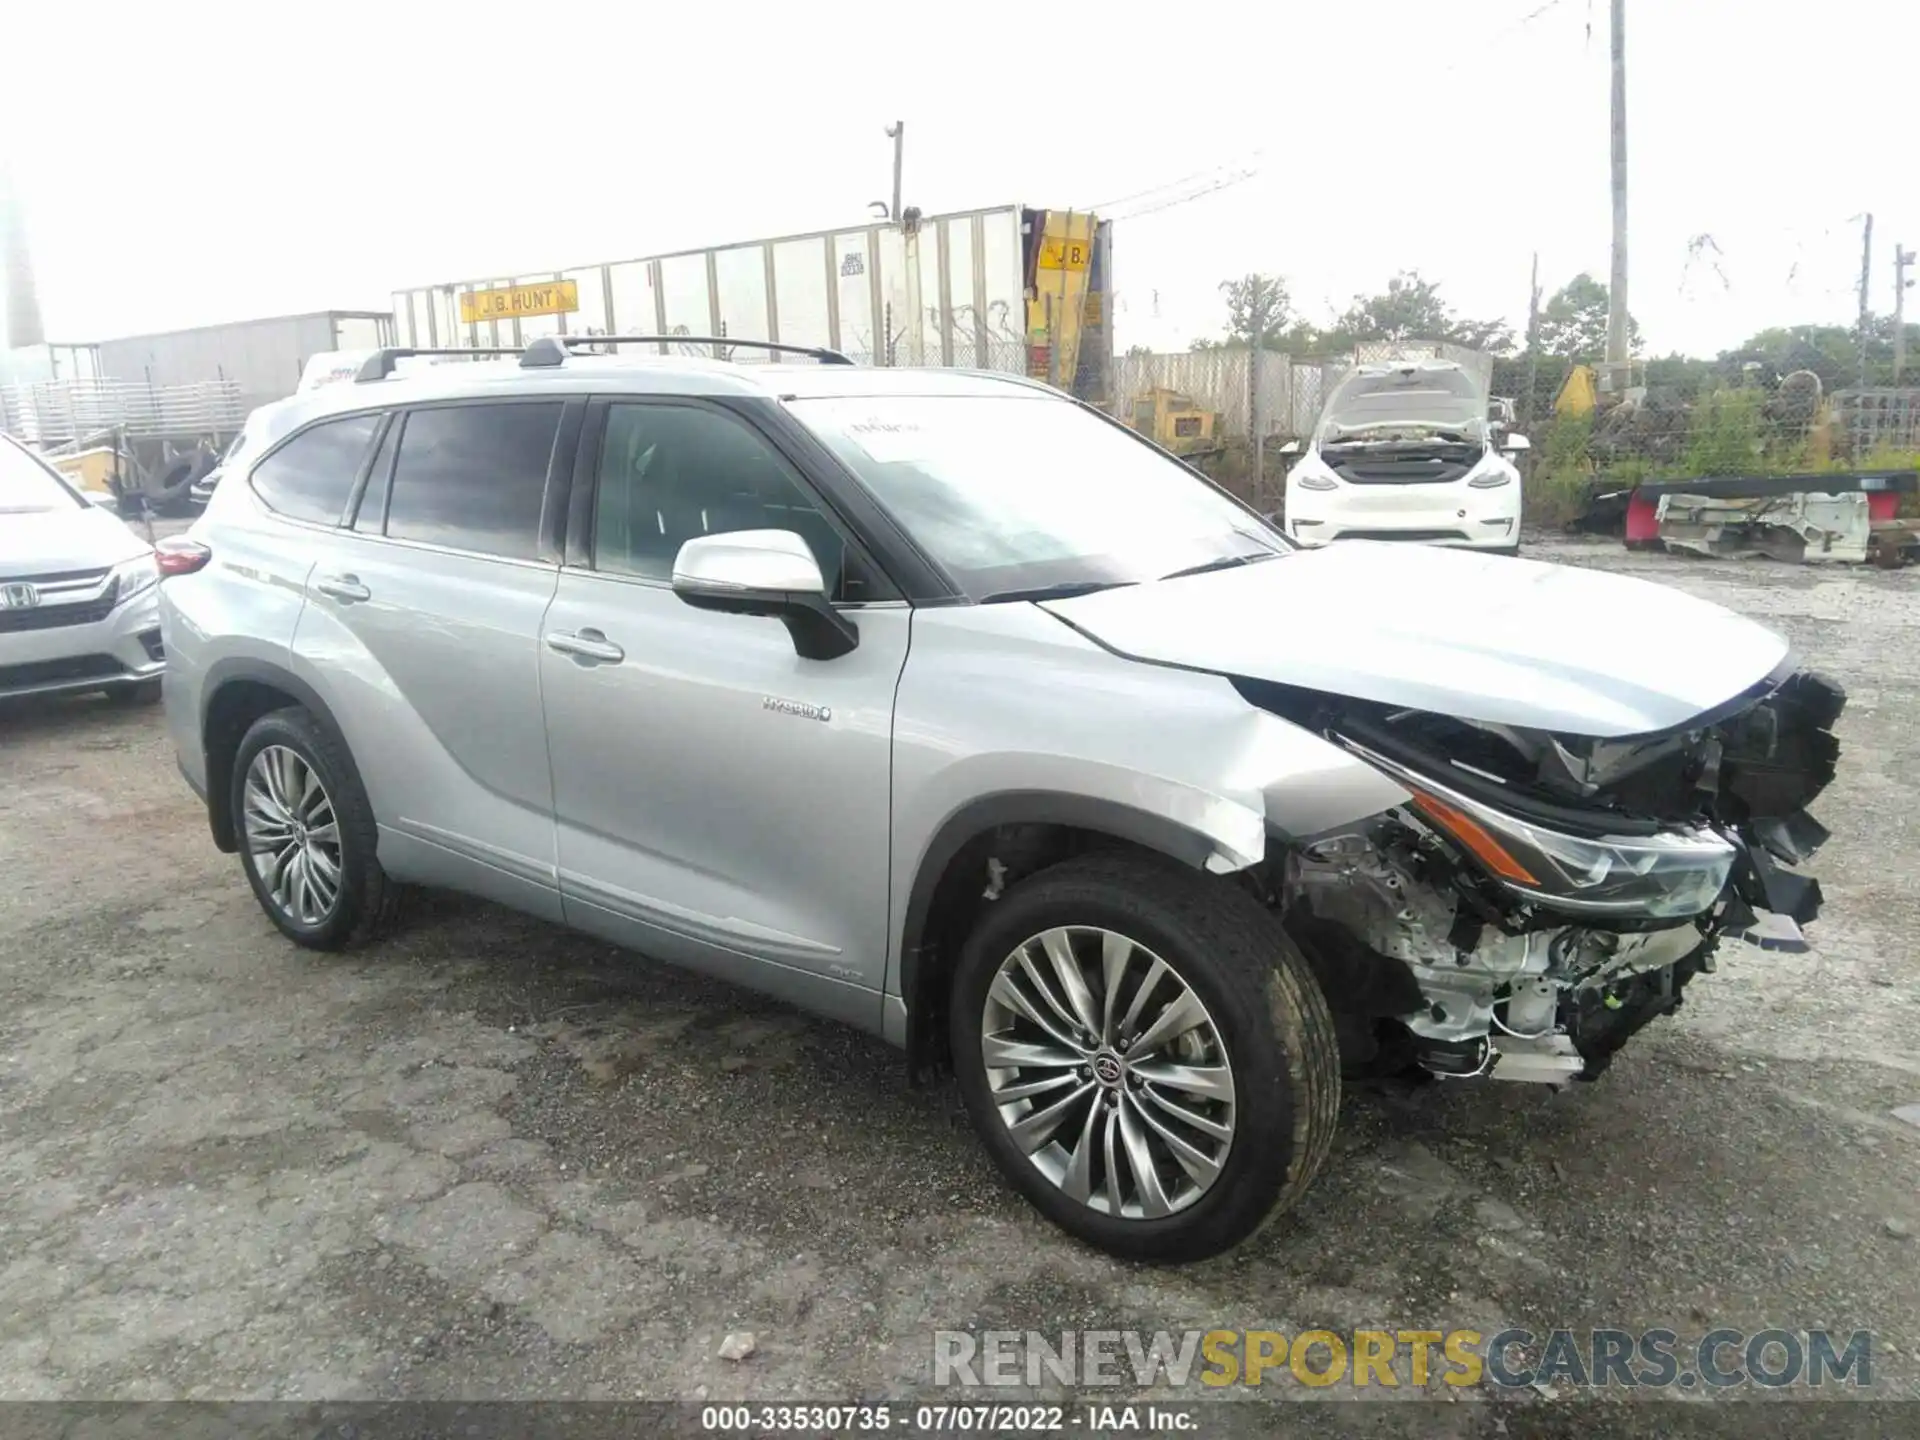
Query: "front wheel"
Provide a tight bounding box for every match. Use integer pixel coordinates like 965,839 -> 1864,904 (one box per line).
950,854 -> 1341,1262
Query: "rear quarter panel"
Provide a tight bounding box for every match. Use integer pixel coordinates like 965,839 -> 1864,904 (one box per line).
160,491 -> 318,793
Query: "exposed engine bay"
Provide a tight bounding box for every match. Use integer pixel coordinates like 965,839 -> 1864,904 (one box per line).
1235,665 -> 1844,1085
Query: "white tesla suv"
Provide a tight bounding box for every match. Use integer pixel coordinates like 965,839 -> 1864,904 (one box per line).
1283,359 -> 1529,555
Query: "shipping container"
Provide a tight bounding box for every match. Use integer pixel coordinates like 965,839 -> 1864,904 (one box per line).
94,310 -> 395,416
389,204 -> 1113,404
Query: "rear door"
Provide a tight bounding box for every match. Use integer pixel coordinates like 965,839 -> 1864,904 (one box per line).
290,397 -> 580,920
537,397 -> 909,1025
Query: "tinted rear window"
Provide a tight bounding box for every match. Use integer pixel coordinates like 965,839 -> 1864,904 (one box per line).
250,413 -> 381,525
383,403 -> 561,560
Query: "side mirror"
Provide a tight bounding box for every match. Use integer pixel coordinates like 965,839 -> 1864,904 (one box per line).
671,529 -> 858,661
1277,439 -> 1302,457
1501,433 -> 1532,453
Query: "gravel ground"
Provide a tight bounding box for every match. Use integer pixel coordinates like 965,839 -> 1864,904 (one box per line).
1,536 -> 1915,1435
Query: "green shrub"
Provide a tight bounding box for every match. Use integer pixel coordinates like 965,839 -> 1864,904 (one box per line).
1683,389 -> 1767,475
1540,412 -> 1594,477
1525,468 -> 1595,528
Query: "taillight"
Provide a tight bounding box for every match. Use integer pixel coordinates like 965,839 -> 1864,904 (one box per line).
155,538 -> 212,577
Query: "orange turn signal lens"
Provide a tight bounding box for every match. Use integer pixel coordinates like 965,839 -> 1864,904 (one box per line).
1409,790 -> 1539,886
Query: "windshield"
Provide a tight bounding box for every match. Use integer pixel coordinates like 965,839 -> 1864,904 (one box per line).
791,394 -> 1286,601
1317,366 -> 1487,445
0,438 -> 85,514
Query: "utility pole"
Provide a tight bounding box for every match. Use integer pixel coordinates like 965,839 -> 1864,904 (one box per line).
1522,251 -> 1543,434
1604,0 -> 1631,391
1894,243 -> 1914,384
885,122 -> 905,225
1857,213 -> 1874,389
1252,304 -> 1264,495
881,122 -> 926,366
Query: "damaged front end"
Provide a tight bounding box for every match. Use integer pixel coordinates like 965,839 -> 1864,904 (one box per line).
1237,666 -> 1843,1085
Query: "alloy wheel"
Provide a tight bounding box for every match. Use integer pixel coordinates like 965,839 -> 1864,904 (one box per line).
980,926 -> 1236,1219
242,744 -> 343,927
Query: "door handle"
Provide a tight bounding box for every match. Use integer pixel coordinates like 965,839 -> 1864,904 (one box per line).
315,574 -> 371,603
545,628 -> 625,664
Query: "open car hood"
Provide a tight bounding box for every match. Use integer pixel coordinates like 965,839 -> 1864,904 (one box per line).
1039,542 -> 1791,739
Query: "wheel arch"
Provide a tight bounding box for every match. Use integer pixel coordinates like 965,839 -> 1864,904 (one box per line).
895,791 -> 1223,1078
199,658 -> 354,853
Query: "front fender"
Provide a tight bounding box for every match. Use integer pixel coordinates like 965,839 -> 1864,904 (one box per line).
886,604 -> 1410,1007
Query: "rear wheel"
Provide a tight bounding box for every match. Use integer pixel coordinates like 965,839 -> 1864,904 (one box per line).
231,707 -> 390,949
950,854 -> 1340,1262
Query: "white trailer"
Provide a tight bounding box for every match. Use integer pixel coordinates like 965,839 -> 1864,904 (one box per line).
389,204 -> 1113,402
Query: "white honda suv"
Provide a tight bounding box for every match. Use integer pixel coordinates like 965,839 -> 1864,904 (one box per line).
1283,359 -> 1529,554
0,433 -> 165,704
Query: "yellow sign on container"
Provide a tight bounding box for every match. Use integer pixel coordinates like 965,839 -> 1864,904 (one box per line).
1037,235 -> 1092,273
459,280 -> 580,325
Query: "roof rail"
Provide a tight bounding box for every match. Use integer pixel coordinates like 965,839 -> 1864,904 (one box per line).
354,347 -> 522,382
519,335 -> 855,369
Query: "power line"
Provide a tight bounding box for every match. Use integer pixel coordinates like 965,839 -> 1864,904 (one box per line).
1435,0 -> 1578,79
1105,163 -> 1267,221
1089,160 -> 1246,212
1089,153 -> 1267,217
1509,0 -> 1574,35
1093,2 -> 1572,219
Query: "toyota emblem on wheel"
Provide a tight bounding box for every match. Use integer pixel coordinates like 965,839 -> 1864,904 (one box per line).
1091,1052 -> 1124,1085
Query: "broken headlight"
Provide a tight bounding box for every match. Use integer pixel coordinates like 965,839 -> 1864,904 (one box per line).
1349,745 -> 1736,919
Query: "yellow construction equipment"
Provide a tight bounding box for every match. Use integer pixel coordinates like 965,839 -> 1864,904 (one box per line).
1126,387 -> 1220,453
46,446 -> 119,496
1555,363 -> 1599,418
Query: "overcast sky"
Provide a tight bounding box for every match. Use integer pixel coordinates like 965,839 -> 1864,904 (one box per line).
3,0 -> 1914,358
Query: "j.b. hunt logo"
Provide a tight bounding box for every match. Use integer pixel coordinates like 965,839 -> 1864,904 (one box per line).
933,1327 -> 1875,1391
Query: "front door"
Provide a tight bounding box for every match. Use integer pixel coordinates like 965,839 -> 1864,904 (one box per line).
538,398 -> 909,1027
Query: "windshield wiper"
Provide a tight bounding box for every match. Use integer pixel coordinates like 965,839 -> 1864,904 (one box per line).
978,580 -> 1136,604
1158,552 -> 1278,581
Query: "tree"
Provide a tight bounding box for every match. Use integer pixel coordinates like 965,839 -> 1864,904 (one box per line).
1328,270 -> 1514,354
1219,274 -> 1291,351
1537,273 -> 1640,360
1198,269 -> 1513,356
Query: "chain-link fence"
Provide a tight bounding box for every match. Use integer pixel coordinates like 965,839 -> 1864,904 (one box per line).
1109,341 -> 1498,443
1489,351 -> 1920,525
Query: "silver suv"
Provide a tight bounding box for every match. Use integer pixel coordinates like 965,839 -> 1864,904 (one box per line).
160,337 -> 1840,1261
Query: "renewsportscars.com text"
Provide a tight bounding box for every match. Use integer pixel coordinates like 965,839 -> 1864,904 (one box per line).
934,1327 -> 1875,1391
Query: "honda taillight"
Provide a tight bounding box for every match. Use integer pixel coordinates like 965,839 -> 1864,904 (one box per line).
155,538 -> 212,577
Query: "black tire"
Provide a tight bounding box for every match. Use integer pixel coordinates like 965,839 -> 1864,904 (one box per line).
107,678 -> 163,706
949,853 -> 1341,1263
230,706 -> 392,950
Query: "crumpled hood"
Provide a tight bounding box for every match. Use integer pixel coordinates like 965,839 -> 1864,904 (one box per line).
1040,541 -> 1791,739
0,505 -> 148,577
